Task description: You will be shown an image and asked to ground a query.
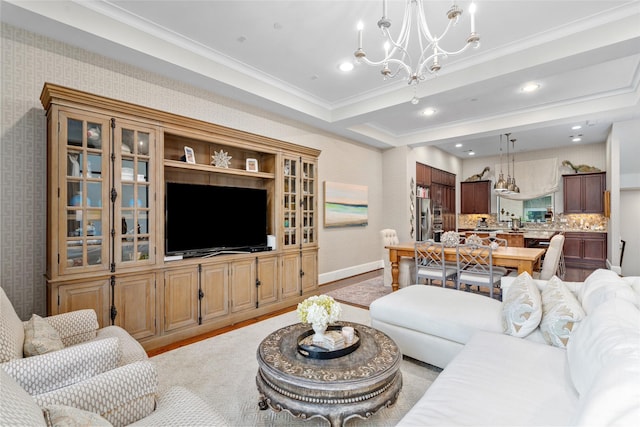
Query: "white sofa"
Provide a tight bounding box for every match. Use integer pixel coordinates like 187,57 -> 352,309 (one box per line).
370,269 -> 640,426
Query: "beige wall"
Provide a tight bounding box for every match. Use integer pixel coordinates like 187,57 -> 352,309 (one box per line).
0,23 -> 389,317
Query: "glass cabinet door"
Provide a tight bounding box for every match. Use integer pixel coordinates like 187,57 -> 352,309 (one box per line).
282,156 -> 317,249
59,113 -> 110,274
116,122 -> 155,267
301,159 -> 316,245
283,157 -> 298,247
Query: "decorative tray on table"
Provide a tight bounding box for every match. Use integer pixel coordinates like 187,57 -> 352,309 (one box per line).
297,325 -> 360,360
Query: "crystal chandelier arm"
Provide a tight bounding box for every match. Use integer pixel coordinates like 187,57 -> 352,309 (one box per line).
416,0 -> 436,42
381,3 -> 413,61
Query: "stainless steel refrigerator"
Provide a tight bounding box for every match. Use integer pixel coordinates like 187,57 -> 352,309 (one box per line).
416,196 -> 433,241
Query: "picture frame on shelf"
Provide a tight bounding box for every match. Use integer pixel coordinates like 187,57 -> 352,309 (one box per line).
184,146 -> 195,164
246,158 -> 258,172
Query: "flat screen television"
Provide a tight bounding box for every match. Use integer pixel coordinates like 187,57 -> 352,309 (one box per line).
165,182 -> 268,256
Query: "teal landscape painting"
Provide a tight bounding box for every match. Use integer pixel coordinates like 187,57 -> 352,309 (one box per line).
324,182 -> 368,227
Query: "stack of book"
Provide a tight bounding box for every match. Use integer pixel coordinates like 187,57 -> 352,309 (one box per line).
321,330 -> 345,350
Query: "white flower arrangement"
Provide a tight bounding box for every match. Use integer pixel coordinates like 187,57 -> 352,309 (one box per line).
466,233 -> 483,247
441,231 -> 461,247
296,295 -> 342,329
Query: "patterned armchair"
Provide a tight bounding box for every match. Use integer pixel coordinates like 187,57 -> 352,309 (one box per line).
0,287 -> 147,396
1,361 -> 229,426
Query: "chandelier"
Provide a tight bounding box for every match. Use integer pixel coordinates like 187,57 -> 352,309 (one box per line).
354,0 -> 480,86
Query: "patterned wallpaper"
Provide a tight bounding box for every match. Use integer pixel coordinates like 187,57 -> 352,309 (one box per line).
0,23 -> 274,319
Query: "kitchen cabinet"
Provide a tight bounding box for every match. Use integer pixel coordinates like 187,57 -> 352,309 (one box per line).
464,231 -> 524,247
460,181 -> 491,214
563,172 -> 605,213
416,162 -> 431,187
419,164 -> 456,232
564,232 -> 607,268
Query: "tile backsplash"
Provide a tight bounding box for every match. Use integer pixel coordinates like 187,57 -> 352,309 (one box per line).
458,213 -> 608,232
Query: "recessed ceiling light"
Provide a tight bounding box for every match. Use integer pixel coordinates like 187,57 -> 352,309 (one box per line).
339,62 -> 354,72
572,137 -> 582,142
455,143 -> 463,148
571,125 -> 582,130
422,108 -> 436,116
521,82 -> 540,93
468,151 -> 476,156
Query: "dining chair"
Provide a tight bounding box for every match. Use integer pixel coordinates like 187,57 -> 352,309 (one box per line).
415,241 -> 457,287
380,229 -> 415,288
534,234 -> 565,280
455,243 -> 506,299
480,237 -> 512,276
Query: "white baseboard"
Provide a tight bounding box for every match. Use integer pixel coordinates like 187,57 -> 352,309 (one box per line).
319,260 -> 384,285
606,259 -> 622,275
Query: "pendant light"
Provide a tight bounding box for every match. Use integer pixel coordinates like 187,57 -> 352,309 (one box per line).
494,134 -> 508,192
508,137 -> 520,193
504,132 -> 514,193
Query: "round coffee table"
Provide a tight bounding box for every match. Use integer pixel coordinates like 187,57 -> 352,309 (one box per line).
256,321 -> 402,427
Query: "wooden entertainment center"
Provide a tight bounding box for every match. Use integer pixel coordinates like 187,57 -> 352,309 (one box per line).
41,83 -> 320,351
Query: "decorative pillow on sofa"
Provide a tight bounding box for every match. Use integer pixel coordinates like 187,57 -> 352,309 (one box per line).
23,314 -> 64,357
43,404 -> 112,427
502,272 -> 542,338
540,276 -> 585,348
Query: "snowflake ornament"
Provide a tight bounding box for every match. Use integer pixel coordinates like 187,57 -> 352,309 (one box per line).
211,149 -> 232,168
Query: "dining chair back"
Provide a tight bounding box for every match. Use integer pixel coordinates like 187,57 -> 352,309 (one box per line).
380,229 -> 415,288
482,237 -> 508,248
415,241 -> 457,287
456,243 -> 506,299
537,234 -> 565,280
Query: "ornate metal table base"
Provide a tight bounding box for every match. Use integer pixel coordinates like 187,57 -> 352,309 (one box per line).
256,322 -> 403,427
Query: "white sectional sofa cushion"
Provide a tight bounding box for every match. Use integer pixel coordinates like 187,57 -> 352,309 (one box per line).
567,297 -> 640,396
370,285 -> 502,368
579,269 -> 638,314
397,330 -> 578,426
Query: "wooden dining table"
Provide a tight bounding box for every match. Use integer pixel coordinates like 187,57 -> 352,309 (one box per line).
386,242 -> 546,292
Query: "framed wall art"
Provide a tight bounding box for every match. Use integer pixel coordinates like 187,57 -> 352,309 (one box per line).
324,181 -> 368,228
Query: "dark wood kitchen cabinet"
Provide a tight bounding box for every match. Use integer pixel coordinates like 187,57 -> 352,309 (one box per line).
416,163 -> 456,231
563,172 -> 605,213
416,162 -> 431,187
564,232 -> 607,268
460,180 -> 491,214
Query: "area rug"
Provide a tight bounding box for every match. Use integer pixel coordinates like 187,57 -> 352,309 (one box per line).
324,276 -> 391,308
150,304 -> 441,426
